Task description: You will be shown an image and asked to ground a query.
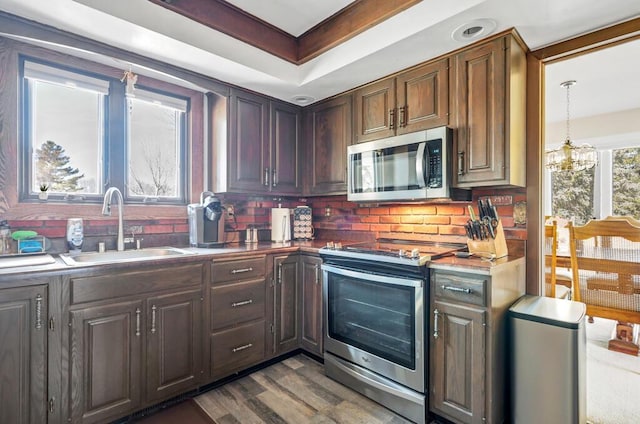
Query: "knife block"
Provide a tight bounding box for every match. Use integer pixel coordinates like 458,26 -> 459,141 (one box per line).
466,220 -> 508,259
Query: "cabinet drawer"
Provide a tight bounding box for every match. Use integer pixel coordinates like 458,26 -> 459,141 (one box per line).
71,263 -> 204,305
211,320 -> 265,379
433,273 -> 486,306
211,279 -> 265,330
212,257 -> 265,284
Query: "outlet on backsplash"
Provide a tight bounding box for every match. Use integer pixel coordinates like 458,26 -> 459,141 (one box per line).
226,205 -> 235,217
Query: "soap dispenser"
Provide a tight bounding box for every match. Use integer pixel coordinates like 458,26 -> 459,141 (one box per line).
66,218 -> 84,253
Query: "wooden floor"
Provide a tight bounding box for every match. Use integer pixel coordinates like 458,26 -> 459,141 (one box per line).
194,354 -> 414,424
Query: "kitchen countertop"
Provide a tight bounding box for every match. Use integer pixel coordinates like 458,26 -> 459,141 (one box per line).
0,239 -> 524,281
0,240 -> 329,280
429,253 -> 525,275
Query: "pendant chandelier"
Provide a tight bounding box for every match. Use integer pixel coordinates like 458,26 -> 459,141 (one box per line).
545,80 -> 598,172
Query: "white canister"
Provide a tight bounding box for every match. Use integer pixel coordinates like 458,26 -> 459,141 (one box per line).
271,208 -> 291,242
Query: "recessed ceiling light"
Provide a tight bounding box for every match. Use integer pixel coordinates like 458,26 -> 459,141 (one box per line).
292,95 -> 315,105
451,19 -> 497,43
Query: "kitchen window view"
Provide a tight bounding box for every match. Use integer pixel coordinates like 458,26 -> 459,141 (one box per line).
548,146 -> 640,224
127,90 -> 187,200
21,58 -> 188,204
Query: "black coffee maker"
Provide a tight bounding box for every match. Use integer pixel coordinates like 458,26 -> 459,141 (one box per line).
188,192 -> 226,247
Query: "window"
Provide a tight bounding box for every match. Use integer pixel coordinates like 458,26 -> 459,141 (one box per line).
21,58 -> 189,204
612,147 -> 640,217
127,90 -> 187,200
24,61 -> 107,195
546,144 -> 640,223
550,167 -> 595,225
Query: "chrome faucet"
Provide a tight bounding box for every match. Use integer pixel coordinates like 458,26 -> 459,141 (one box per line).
102,187 -> 125,251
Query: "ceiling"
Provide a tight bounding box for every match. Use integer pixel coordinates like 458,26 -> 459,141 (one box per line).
0,0 -> 639,118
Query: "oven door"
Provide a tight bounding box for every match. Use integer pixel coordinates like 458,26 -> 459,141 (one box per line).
322,263 -> 425,392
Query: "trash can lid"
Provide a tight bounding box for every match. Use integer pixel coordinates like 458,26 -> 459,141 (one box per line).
509,295 -> 586,329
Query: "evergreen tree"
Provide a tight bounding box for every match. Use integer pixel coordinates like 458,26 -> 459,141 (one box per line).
551,167 -> 595,225
613,147 -> 640,218
35,140 -> 84,192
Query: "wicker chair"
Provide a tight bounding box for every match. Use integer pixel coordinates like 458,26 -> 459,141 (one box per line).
544,221 -> 571,299
568,217 -> 640,324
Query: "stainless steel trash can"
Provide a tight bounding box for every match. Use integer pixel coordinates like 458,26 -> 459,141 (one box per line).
509,295 -> 586,424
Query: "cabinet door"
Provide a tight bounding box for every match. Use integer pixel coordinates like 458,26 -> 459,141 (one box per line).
273,255 -> 300,354
0,285 -> 47,424
299,255 -> 323,356
430,300 -> 485,424
397,58 -> 449,134
454,37 -> 506,186
305,94 -> 352,195
145,289 -> 202,403
353,78 -> 396,143
70,300 -> 143,424
270,101 -> 302,194
228,88 -> 269,192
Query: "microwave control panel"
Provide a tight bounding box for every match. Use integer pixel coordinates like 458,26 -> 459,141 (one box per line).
427,139 -> 443,188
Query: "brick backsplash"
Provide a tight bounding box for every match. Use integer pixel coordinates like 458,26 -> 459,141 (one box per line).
4,187 -> 527,253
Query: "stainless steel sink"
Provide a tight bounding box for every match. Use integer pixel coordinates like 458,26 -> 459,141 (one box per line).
59,247 -> 195,266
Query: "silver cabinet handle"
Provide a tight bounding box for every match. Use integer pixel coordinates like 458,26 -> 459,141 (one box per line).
35,294 -> 43,330
457,151 -> 465,176
135,308 -> 141,337
389,108 -> 395,130
314,264 -> 320,285
232,343 -> 253,353
277,262 -> 282,284
264,167 -> 270,186
441,285 -> 472,294
433,308 -> 440,339
151,305 -> 157,334
231,299 -> 253,307
272,168 -> 277,187
231,267 -> 253,274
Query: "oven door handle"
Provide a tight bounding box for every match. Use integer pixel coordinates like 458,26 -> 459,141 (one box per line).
321,264 -> 423,288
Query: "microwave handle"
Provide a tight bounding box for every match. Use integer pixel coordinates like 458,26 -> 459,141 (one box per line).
416,142 -> 428,188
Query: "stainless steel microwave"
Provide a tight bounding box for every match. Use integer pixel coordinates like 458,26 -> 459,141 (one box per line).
348,126 -> 452,202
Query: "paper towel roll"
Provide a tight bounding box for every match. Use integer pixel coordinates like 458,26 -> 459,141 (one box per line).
271,208 -> 291,242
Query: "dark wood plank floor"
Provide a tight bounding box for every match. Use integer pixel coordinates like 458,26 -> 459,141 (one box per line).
195,354 -> 414,424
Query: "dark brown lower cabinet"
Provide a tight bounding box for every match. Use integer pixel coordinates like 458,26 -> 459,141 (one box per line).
0,284 -> 48,424
209,256 -> 268,380
430,300 -> 485,424
271,254 -> 300,355
145,289 -> 202,403
68,263 -> 205,424
299,254 -> 323,356
70,300 -> 143,424
429,259 -> 525,424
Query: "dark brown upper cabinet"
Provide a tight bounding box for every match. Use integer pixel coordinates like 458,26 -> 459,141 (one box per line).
216,88 -> 301,195
304,94 -> 353,195
270,101 -> 302,195
453,33 -> 526,187
354,58 -> 450,143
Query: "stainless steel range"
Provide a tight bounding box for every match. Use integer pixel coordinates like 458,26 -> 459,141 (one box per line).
320,240 -> 465,424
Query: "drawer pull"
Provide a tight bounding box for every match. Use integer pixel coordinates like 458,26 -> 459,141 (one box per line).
314,264 -> 320,285
231,299 -> 253,307
441,285 -> 472,294
135,308 -> 141,337
231,267 -> 253,274
151,305 -> 157,334
232,343 -> 253,353
35,294 -> 43,330
433,308 -> 440,339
